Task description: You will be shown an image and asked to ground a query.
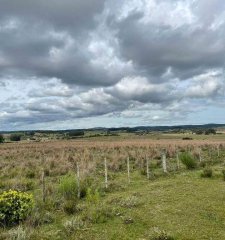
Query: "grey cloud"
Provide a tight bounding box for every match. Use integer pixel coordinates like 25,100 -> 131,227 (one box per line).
107,76 -> 179,104
0,0 -> 129,86
108,1 -> 225,82
0,81 -> 6,87
193,0 -> 225,27
1,0 -> 225,85
28,82 -> 74,98
1,0 -> 225,130
0,18 -> 131,86
2,0 -> 224,87
0,0 -> 105,32
185,71 -> 225,98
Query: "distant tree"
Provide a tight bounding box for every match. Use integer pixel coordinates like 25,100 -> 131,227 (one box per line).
26,131 -> 35,136
10,134 -> 21,141
182,137 -> 193,140
67,130 -> 84,137
205,129 -> 216,135
195,129 -> 204,135
0,134 -> 4,143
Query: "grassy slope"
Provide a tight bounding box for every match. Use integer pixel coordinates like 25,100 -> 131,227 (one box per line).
83,171 -> 225,240
30,168 -> 225,240
1,135 -> 225,240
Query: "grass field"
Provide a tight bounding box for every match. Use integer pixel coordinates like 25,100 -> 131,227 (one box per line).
1,134 -> 225,239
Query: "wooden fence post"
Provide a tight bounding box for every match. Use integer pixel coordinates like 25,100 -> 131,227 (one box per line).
162,150 -> 167,173
104,157 -> 108,189
199,148 -> 202,163
127,156 -> 130,183
146,156 -> 150,180
77,162 -> 80,199
176,151 -> 180,170
41,169 -> 46,203
207,147 -> 212,160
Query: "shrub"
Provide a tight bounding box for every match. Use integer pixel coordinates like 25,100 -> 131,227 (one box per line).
140,168 -> 147,175
58,174 -> 78,200
58,174 -> 89,199
182,137 -> 193,140
199,161 -> 206,168
222,169 -> 225,181
80,184 -> 88,199
63,200 -> 77,215
201,168 -> 213,178
10,134 -> 21,142
86,188 -> 100,204
58,174 -> 94,201
25,170 -> 35,179
44,169 -> 50,177
180,152 -> 197,169
0,190 -> 34,226
0,134 -> 4,143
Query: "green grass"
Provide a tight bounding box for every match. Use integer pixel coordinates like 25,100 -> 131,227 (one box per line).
2,167 -> 225,239
1,139 -> 225,240
74,169 -> 225,240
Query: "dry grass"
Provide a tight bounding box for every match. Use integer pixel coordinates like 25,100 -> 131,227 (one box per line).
1,138 -> 225,189
1,136 -> 225,239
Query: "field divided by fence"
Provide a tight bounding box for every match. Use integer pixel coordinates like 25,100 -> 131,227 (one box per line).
1,139 -> 225,197
1,139 -> 225,239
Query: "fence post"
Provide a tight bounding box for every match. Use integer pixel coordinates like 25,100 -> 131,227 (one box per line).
146,155 -> 150,180
104,157 -> 108,189
217,145 -> 220,157
176,151 -> 180,170
77,162 -> 80,199
162,149 -> 167,173
41,169 -> 46,203
208,147 -> 212,159
199,148 -> 202,163
127,156 -> 130,183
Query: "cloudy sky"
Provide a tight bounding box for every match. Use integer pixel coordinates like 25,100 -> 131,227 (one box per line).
0,0 -> 225,130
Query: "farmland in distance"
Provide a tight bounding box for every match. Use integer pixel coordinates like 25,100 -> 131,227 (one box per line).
1,129 -> 225,239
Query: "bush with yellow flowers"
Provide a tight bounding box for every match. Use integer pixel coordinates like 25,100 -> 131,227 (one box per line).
0,190 -> 34,226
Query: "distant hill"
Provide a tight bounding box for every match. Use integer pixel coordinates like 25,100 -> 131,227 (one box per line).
1,123 -> 225,134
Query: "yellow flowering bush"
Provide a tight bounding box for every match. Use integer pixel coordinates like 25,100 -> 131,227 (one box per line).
0,190 -> 34,226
